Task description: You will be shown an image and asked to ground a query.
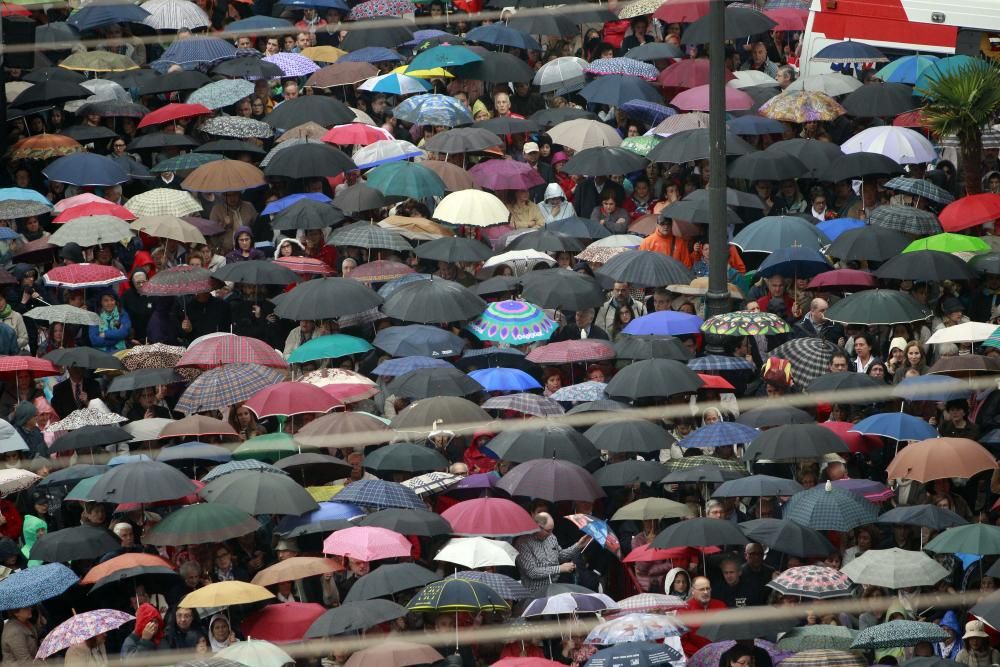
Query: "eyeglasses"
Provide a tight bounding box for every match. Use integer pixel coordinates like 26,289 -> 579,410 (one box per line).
113,143 -> 126,148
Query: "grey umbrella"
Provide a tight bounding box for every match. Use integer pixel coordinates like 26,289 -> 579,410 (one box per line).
648,127 -> 755,164
415,237 -> 494,264
271,277 -> 383,321
738,518 -> 835,558
333,184 -> 394,215
486,424 -> 600,466
605,358 -> 703,401
386,367 -> 483,400
596,250 -> 693,288
391,396 -> 490,433
615,335 -> 693,362
329,220 -> 412,252
305,599 -> 409,637
422,127 -> 504,154
381,277 -> 486,324
745,424 -> 849,462
199,470 -> 319,515
840,547 -> 950,588
86,461 -> 197,504
496,458 -> 605,502
343,564 -> 441,602
714,475 -> 804,498
877,505 -> 968,532
652,517 -> 748,548
519,268 -> 604,310
271,199 -> 345,232
585,419 -> 675,454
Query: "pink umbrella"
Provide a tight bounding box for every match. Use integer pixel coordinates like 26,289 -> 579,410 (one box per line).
323,526 -> 412,561
37,609 -> 134,659
765,8 -> 807,31
52,193 -> 112,213
244,382 -> 343,418
807,268 -> 877,291
468,160 -> 545,192
657,59 -> 734,89
441,497 -> 538,537
671,84 -> 753,112
525,340 -> 616,365
178,334 -> 288,370
322,122 -> 393,147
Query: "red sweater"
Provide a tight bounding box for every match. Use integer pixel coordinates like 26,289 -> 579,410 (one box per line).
679,597 -> 727,656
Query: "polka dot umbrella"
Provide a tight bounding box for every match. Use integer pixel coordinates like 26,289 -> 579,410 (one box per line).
465,300 -> 556,346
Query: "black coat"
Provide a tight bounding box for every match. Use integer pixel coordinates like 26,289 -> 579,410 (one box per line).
121,287 -> 153,342
175,295 -> 232,345
51,376 -> 102,419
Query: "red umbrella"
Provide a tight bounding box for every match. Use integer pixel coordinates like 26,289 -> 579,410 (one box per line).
808,269 -> 877,291
241,602 -> 326,644
322,122 -> 392,146
672,84 -> 752,112
893,110 -> 927,128
622,544 -> 720,564
0,356 -> 60,379
657,59 -> 733,89
178,334 -> 287,370
653,0 -> 708,23
244,382 -> 342,418
697,373 -> 734,391
44,263 -> 127,288
939,193 -> 1000,232
53,202 -> 135,223
274,256 -> 334,276
765,8 -> 807,30
525,340 -> 616,364
137,103 -> 212,130
2,3 -> 31,16
441,497 -> 538,537
819,421 -> 882,455
140,265 -> 217,296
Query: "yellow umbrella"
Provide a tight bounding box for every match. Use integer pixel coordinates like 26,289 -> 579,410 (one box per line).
393,64 -> 453,79
378,215 -> 454,240
180,581 -> 274,608
433,190 -> 509,227
306,485 -> 342,502
60,51 -> 139,72
300,46 -> 347,64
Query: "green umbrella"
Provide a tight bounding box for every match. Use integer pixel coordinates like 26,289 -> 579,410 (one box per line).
406,578 -> 509,613
366,162 -> 446,199
620,135 -> 661,157
233,432 -> 300,463
65,476 -> 99,502
152,153 -> 225,174
143,502 -> 260,546
778,626 -> 859,652
200,470 -> 320,516
825,289 -> 932,326
287,334 -> 374,364
924,523 -> 1000,555
903,233 -> 991,254
701,311 -> 790,336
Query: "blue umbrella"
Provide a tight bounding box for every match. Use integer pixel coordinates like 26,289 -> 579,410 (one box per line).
226,15 -> 293,31
914,54 -> 977,91
108,454 -> 153,467
0,228 -> 20,241
468,368 -> 541,392
157,442 -> 233,464
0,187 -> 51,206
280,0 -> 349,9
850,413 -> 937,442
373,324 -> 466,358
687,355 -> 755,373
68,3 -> 149,30
262,192 -> 332,216
372,356 -> 454,376
580,74 -> 662,106
340,47 -> 404,63
400,29 -> 451,48
756,247 -> 831,279
817,217 -> 866,241
465,24 -> 541,51
360,72 -> 431,95
330,479 -> 425,510
875,54 -> 940,85
408,45 -> 482,70
892,375 -> 970,402
155,36 -> 237,69
0,563 -> 78,611
679,422 -> 759,449
623,311 -> 703,336
393,94 -> 473,127
621,100 -> 676,127
43,152 -> 129,187
275,501 -> 364,536
728,115 -> 786,136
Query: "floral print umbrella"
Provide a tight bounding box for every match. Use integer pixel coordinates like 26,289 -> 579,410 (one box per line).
701,311 -> 791,336
759,90 -> 846,123
37,609 -> 134,659
689,640 -> 791,667
45,408 -> 129,432
349,0 -> 415,19
586,613 -> 686,645
584,57 -> 659,81
766,565 -> 855,599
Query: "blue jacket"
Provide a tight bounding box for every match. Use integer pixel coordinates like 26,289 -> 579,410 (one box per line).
88,308 -> 132,352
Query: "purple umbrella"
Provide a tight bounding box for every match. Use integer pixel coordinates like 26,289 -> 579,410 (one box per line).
689,640 -> 793,667
622,311 -> 704,336
831,478 -> 895,503
262,53 -> 320,78
37,609 -> 134,659
468,160 -> 545,191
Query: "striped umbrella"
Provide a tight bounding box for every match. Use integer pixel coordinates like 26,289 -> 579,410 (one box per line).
869,205 -> 943,236
155,36 -> 235,68
526,340 -> 615,364
140,265 -> 216,296
780,650 -> 866,667
175,364 -> 285,415
263,53 -> 320,78
141,0 -> 210,29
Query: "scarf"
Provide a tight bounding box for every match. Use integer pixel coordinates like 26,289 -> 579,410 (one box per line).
98,307 -> 119,333
0,303 -> 11,319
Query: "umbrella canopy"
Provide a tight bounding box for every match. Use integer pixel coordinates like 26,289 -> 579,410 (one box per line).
784,481 -> 879,532
201,470 -> 319,516
382,277 -> 485,324
30,525 -> 120,563
738,518 -> 834,558
841,547 -> 949,588
0,563 -> 78,611
781,650 -> 866,667
406,578 -> 509,613
85,460 -> 195,504
486,425 -> 599,466
466,300 -> 556,345
605,359 -> 703,401
887,437 -> 996,483
36,609 -> 134,659
144,502 -> 259,546
767,565 -> 854,599
851,621 -> 949,650
497,458 -> 605,502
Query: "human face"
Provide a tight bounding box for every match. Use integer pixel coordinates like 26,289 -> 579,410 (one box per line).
619,307 -> 633,324
653,293 -> 670,311
707,504 -> 724,519
692,578 -> 712,604
101,294 -> 117,313
721,563 -> 739,586
813,195 -> 826,212
588,368 -> 605,383
212,618 -> 230,641
856,530 -> 872,550
745,545 -> 764,567
112,139 -> 127,154
829,356 -> 848,373
753,43 -> 767,64
237,99 -> 252,117
907,346 -> 922,365
494,93 -> 510,116
176,608 -> 194,629
545,374 -> 561,392
215,547 -> 233,569
284,81 -> 300,100
236,406 -> 254,426
634,182 -> 649,200
118,525 -> 134,547
855,337 -> 870,358
265,38 -> 279,55
296,32 -> 311,51
731,655 -> 753,667
704,411 -> 720,425
237,232 -> 252,250
612,282 -> 630,302
284,35 -> 295,51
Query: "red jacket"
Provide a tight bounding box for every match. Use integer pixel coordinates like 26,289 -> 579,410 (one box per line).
679,596 -> 727,656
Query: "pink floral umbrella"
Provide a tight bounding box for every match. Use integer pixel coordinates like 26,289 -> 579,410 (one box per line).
37,609 -> 134,659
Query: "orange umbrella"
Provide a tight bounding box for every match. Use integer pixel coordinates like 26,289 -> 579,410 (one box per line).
251,557 -> 343,587
10,134 -> 82,161
181,159 -> 266,194
81,553 -> 175,585
378,215 -> 454,241
887,437 -> 997,483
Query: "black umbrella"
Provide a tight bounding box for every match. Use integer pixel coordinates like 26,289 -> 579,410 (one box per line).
765,138 -> 844,178
305,599 -> 409,637
455,348 -> 541,378
453,52 -> 535,83
580,75 -> 662,107
614,335 -> 692,361
519,268 -> 604,310
423,128 -> 503,155
129,133 -> 200,151
473,117 -> 540,135
44,347 -> 123,370
48,425 -> 133,455
86,461 -> 197,503
358,509 -> 453,536
567,399 -> 630,415
546,216 -> 612,239
697,616 -> 799,642
593,460 -> 669,487
739,518 -> 835,558
272,199 -> 345,231
340,17 -> 413,50
506,230 -> 584,253
729,151 -> 808,181
806,372 -> 882,394
213,260 -> 302,286
272,453 -> 352,486
485,424 -> 600,465
79,100 -> 149,119
386,368 -> 484,400
877,505 -> 968,531
24,67 -> 85,83
681,6 -> 777,44
606,358 -> 703,401
737,406 -> 814,428
108,368 -> 183,393
826,226 -> 911,262
333,183 -> 394,215
625,41 -> 684,61
390,396 -> 490,433
271,277 -> 384,321
63,125 -> 119,143
363,442 -> 452,472
659,199 -> 744,226
138,70 -> 210,96
199,470 -> 319,515
585,419 -> 675,454
842,82 -> 919,117
196,139 -> 267,156
12,81 -> 91,108
562,146 -> 649,177
530,107 -> 597,128
652,517 -> 748,548
414,237 -> 493,263
648,128 -> 755,164
381,277 -> 486,323
37,464 -> 107,488
714,475 -> 804,498
474,275 -> 520,297
661,464 -> 745,483
343,563 -> 441,602
508,13 -> 577,37
264,142 -> 356,179
821,151 -> 903,182
596,250 -> 694,288
971,252 -> 1000,276
212,56 -> 284,80
745,424 -> 849,462
104,68 -> 160,89
265,97 -> 354,131
372,324 -> 466,358
874,250 -> 976,282
30,525 -> 120,563
685,188 -> 767,211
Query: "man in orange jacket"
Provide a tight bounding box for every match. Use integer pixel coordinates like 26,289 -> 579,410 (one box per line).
639,218 -> 693,268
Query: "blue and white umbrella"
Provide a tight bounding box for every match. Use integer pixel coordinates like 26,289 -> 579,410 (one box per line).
584,57 -> 658,81
393,94 -> 473,127
154,36 -> 235,69
187,79 -> 254,110
621,100 -> 675,127
359,72 -> 431,96
341,47 -> 404,63
0,563 -> 78,611
263,52 -> 320,78
331,479 -> 424,510
551,381 -> 607,402
373,356 -> 453,376
262,192 -> 332,216
142,0 -> 210,30
352,139 -> 425,169
850,412 -> 938,441
465,24 -> 540,51
468,368 -> 541,392
679,422 -> 759,449
68,3 -> 150,30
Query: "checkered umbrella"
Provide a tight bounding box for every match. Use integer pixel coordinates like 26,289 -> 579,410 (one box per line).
175,363 -> 285,414
201,116 -> 273,139
767,565 -> 855,600
329,221 -> 413,252
785,482 -> 879,532
126,188 -> 202,217
445,571 -> 529,601
869,205 -> 943,236
179,334 -> 287,370
187,79 -> 255,110
687,355 -> 755,372
526,340 -> 615,365
616,594 -> 685,614
884,176 -> 954,205
332,479 -> 425,510
770,337 -> 841,387
663,455 -> 746,474
49,215 -> 132,247
152,153 -> 224,173
482,393 -> 563,417
44,264 -> 127,289
0,563 -> 78,611
679,422 -> 759,449
155,36 -> 235,68
400,472 -> 461,496
263,53 -> 320,78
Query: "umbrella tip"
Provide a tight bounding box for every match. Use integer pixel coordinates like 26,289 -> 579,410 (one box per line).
825,480 -> 833,492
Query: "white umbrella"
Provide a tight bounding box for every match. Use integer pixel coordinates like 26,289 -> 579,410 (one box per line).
481,250 -> 556,277
840,126 -> 937,165
49,215 -> 133,247
548,118 -> 622,151
926,321 -> 1000,345
533,56 -> 588,94
786,73 -> 863,96
123,418 -> 174,443
840,547 -> 949,588
141,0 -> 210,30
0,421 -> 28,455
730,70 -> 779,89
352,139 -> 424,170
433,190 -> 508,227
435,536 -> 518,568
64,80 -> 130,114
217,639 -> 293,667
